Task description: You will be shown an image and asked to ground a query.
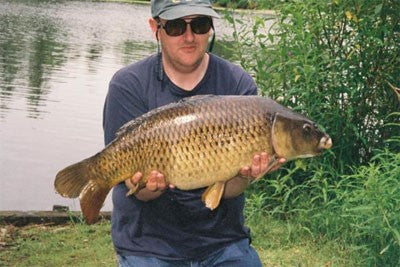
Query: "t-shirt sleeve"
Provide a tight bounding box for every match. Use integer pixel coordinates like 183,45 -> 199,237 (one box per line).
103,68 -> 148,145
236,71 -> 257,96
211,54 -> 258,97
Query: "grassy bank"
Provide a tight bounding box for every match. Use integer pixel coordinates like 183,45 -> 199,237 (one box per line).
1,216 -> 357,266
0,220 -> 116,266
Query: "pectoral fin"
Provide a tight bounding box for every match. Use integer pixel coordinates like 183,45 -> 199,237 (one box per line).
265,155 -> 278,174
202,182 -> 226,210
126,183 -> 140,196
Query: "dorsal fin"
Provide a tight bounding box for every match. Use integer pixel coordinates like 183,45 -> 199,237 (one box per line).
116,95 -> 218,137
178,94 -> 216,103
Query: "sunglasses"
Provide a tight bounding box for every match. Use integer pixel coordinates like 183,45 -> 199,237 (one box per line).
158,16 -> 213,37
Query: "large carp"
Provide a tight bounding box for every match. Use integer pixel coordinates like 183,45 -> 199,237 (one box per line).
55,95 -> 332,224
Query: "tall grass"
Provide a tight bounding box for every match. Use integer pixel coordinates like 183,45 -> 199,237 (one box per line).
222,0 -> 400,265
244,118 -> 400,265
305,140 -> 400,265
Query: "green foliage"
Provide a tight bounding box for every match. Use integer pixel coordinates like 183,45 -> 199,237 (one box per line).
246,133 -> 400,265
223,0 -> 400,265
308,141 -> 400,266
224,0 -> 399,170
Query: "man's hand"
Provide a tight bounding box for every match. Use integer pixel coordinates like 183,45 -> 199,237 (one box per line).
224,152 -> 286,199
239,152 -> 285,180
125,170 -> 174,201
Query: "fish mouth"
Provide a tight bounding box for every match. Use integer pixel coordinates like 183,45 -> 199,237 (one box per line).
318,136 -> 333,151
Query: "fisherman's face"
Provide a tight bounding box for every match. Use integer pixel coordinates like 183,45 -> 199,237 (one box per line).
150,15 -> 212,72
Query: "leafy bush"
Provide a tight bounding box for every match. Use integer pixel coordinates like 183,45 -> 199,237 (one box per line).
222,0 -> 400,265
224,0 -> 399,170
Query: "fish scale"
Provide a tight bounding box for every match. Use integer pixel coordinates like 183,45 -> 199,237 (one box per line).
54,95 -> 332,224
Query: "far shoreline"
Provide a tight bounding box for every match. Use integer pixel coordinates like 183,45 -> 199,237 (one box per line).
94,0 -> 276,16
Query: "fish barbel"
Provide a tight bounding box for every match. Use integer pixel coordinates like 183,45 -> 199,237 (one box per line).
54,95 -> 332,224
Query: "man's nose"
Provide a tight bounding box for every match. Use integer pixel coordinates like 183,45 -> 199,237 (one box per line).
183,24 -> 195,41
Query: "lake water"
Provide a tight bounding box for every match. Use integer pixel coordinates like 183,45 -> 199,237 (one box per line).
0,0 -> 245,212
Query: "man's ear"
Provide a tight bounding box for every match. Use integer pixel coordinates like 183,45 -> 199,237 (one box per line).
149,18 -> 159,38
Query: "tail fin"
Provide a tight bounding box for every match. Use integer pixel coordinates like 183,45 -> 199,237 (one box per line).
55,160 -> 90,198
54,158 -> 111,224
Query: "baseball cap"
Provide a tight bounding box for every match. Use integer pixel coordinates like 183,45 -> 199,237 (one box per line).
151,0 -> 220,20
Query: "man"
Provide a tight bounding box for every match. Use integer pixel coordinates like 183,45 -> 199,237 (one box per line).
103,0 -> 285,266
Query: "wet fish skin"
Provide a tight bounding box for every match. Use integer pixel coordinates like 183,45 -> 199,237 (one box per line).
54,95 -> 332,224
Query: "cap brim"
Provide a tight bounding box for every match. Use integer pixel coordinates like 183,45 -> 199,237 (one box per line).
159,5 -> 220,20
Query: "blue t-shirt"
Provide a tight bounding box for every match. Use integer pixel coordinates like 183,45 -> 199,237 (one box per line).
103,53 -> 257,260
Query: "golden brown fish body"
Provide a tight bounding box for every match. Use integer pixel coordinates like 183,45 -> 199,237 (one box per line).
55,95 -> 332,224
